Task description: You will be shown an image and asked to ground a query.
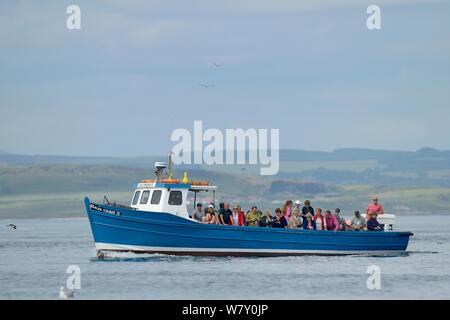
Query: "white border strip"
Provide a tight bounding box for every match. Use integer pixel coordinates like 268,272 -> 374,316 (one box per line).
95,242 -> 403,255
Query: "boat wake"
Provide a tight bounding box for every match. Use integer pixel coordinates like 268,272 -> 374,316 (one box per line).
90,250 -> 229,263
406,250 -> 440,255
89,248 -> 411,262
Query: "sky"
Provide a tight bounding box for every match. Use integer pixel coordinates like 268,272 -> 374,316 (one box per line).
0,0 -> 449,157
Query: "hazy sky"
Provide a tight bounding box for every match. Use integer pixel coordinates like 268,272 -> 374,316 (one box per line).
1,0 -> 449,156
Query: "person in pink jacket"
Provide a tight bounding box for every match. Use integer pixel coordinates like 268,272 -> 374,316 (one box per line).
282,200 -> 293,220
324,210 -> 339,231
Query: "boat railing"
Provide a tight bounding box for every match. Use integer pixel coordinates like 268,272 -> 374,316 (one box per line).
102,195 -> 135,210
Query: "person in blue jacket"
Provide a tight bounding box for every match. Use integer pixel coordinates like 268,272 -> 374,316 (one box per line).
272,208 -> 287,228
367,213 -> 383,231
301,200 -> 315,223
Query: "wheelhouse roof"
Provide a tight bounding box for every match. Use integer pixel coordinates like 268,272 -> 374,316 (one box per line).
137,182 -> 217,191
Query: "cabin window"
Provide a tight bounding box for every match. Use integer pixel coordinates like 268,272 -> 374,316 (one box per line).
151,190 -> 162,204
132,191 -> 141,205
168,190 -> 182,205
140,190 -> 150,204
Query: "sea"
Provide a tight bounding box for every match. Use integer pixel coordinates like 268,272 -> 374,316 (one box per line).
1,215 -> 449,299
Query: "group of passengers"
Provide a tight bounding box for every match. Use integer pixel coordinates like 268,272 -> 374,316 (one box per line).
191,197 -> 385,231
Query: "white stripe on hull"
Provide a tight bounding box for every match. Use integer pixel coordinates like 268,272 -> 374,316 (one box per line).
95,242 -> 405,256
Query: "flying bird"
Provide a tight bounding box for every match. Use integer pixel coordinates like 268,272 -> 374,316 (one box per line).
6,224 -> 17,230
59,287 -> 75,299
211,61 -> 224,68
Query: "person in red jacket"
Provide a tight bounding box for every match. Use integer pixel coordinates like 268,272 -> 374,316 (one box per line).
313,207 -> 326,230
229,205 -> 245,226
236,204 -> 245,217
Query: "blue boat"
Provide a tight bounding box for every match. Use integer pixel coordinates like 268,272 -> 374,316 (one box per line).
84,160 -> 413,256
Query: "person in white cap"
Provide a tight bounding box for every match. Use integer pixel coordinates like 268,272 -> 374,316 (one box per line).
202,204 -> 218,224
294,200 -> 301,212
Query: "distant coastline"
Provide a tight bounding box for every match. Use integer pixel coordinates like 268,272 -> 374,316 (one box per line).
1,148 -> 450,219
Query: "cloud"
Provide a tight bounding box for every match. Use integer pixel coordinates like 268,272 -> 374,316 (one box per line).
0,0 -> 449,155
215,0 -> 437,13
0,1 -> 188,49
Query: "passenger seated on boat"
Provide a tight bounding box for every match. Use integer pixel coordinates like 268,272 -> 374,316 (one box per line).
272,208 -> 288,228
282,200 -> 293,220
303,213 -> 316,230
219,202 -> 232,225
202,204 -> 218,224
313,208 -> 326,230
301,200 -> 315,223
324,210 -> 339,231
192,203 -> 204,222
339,219 -> 349,231
288,208 -> 301,229
334,208 -> 346,229
204,202 -> 215,215
367,213 -> 383,231
229,205 -> 245,226
260,210 -> 274,227
365,197 -> 384,220
246,206 -> 261,227
348,210 -> 367,231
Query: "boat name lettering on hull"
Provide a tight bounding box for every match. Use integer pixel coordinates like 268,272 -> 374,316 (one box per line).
90,204 -> 121,216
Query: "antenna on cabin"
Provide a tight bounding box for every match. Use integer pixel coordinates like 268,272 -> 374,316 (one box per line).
154,162 -> 167,182
166,152 -> 174,179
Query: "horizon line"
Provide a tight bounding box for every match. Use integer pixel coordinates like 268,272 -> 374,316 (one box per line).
0,146 -> 448,159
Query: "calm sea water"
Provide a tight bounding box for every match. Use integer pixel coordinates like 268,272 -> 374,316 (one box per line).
1,215 -> 449,299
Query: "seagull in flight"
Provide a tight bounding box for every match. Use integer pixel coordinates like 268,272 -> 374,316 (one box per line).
6,224 -> 17,230
211,61 -> 224,68
198,82 -> 215,88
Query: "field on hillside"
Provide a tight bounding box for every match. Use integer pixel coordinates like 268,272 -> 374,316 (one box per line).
2,187 -> 449,219
1,162 -> 450,219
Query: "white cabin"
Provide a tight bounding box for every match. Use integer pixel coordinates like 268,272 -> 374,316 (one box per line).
130,182 -> 217,220
128,159 -> 216,220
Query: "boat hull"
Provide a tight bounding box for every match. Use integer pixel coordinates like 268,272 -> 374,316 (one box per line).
84,197 -> 413,257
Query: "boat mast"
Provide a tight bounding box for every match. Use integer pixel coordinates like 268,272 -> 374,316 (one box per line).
166,152 -> 174,179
